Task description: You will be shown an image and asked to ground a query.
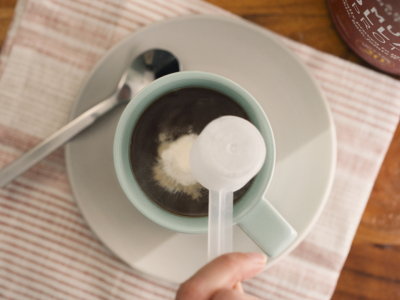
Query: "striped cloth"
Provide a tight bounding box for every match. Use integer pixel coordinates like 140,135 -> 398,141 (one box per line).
0,0 -> 399,299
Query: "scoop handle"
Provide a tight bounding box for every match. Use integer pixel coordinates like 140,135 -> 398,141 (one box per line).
238,197 -> 297,258
208,189 -> 233,261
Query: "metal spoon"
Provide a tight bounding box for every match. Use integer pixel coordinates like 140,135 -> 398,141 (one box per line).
0,49 -> 180,188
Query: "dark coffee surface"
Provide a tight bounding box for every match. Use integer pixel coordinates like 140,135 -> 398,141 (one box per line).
130,87 -> 254,217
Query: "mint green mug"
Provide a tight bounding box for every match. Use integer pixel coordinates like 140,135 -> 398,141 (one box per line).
113,71 -> 297,258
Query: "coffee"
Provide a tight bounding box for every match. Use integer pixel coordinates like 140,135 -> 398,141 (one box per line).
129,87 -> 254,217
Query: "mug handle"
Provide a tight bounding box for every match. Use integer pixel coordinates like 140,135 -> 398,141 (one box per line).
237,197 -> 297,258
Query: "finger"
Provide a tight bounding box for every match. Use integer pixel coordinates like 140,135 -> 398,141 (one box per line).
176,252 -> 266,300
212,289 -> 260,300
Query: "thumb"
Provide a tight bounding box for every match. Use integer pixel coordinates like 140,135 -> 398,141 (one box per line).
176,252 -> 267,300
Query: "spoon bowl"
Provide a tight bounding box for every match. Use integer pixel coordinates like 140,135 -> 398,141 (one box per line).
118,49 -> 181,102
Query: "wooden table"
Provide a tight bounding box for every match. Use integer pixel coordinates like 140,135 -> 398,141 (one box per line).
1,0 -> 399,299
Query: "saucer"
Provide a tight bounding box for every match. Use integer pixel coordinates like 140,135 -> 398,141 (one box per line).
65,15 -> 336,283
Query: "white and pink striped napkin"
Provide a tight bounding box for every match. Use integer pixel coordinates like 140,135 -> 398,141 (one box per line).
0,0 -> 399,299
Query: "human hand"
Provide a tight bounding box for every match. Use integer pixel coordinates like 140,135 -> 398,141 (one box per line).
176,252 -> 267,300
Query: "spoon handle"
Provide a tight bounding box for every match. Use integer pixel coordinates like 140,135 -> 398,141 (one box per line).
0,95 -> 118,188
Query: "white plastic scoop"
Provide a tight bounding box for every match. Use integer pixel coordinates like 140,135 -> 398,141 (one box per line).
190,116 -> 266,261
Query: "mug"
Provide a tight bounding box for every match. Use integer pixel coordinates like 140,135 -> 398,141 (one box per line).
113,71 -> 297,258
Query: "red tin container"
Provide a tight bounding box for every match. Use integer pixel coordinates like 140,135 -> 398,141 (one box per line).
327,0 -> 400,75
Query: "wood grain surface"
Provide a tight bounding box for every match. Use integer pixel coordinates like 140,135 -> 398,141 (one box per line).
0,0 -> 399,299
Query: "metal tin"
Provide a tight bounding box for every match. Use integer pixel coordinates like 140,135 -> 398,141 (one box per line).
327,0 -> 400,75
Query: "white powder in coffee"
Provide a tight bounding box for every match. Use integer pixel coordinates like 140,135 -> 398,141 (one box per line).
153,132 -> 203,198
160,134 -> 198,186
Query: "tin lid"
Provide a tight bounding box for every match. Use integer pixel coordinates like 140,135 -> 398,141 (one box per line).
327,0 -> 400,75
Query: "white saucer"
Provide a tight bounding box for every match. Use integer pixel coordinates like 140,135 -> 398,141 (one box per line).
65,15 -> 336,283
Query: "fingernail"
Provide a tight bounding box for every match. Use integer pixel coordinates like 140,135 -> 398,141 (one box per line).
233,282 -> 244,293
246,252 -> 267,266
